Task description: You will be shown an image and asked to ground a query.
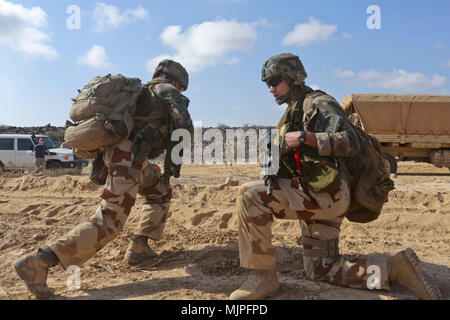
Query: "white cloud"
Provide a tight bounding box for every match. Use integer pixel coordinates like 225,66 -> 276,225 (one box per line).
310,84 -> 321,91
342,32 -> 352,39
93,3 -> 149,32
445,59 -> 450,67
0,0 -> 58,59
334,68 -> 356,78
282,17 -> 337,47
333,66 -> 446,92
227,56 -> 240,65
126,6 -> 149,20
358,69 -> 446,92
250,18 -> 272,28
147,18 -> 258,73
77,45 -> 112,69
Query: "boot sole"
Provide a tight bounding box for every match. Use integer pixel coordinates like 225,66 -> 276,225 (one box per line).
400,249 -> 439,300
13,259 -> 54,299
124,254 -> 158,266
229,277 -> 280,300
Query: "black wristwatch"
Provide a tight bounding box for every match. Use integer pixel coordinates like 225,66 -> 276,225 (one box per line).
298,131 -> 306,145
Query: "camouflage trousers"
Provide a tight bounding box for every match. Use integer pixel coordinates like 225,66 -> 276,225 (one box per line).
51,140 -> 171,269
237,177 -> 390,290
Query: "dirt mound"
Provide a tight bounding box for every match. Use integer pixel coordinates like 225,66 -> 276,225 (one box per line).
0,175 -> 101,194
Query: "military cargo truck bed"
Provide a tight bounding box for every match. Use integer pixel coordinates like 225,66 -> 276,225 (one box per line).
342,94 -> 450,172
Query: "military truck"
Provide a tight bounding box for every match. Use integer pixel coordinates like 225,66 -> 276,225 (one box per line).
341,94 -> 450,173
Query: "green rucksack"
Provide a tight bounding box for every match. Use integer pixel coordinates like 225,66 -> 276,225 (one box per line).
65,74 -> 143,159
301,90 -> 395,223
344,125 -> 395,223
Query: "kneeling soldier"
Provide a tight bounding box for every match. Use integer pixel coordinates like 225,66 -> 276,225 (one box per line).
230,53 -> 439,300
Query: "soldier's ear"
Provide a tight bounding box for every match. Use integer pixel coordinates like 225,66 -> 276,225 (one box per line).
173,80 -> 182,91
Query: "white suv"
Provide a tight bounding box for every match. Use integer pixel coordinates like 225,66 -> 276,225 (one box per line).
0,134 -> 88,170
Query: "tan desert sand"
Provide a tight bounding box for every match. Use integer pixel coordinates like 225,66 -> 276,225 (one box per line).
0,162 -> 448,300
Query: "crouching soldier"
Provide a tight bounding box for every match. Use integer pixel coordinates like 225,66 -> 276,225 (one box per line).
13,60 -> 194,299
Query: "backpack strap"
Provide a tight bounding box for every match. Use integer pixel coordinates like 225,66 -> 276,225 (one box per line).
111,84 -> 143,116
132,83 -> 169,122
134,111 -> 167,122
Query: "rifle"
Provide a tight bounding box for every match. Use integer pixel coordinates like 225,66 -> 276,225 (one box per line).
262,130 -> 276,196
89,152 -> 108,185
162,137 -> 183,185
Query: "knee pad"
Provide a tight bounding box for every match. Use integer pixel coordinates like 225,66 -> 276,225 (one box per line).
302,237 -> 339,259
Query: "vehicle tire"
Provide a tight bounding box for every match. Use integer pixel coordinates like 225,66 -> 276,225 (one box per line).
384,152 -> 397,174
47,161 -> 63,170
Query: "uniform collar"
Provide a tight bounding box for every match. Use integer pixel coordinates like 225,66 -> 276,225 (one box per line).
288,85 -> 314,109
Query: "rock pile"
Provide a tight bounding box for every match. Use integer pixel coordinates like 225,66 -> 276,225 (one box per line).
0,124 -> 66,146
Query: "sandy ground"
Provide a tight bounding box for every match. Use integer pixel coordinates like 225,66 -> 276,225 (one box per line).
0,162 -> 448,300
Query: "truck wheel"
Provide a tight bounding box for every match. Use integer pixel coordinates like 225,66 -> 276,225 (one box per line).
47,161 -> 63,170
384,152 -> 397,174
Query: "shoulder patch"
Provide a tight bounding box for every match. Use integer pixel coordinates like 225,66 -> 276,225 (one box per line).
310,93 -> 345,117
303,91 -> 347,132
303,91 -> 328,121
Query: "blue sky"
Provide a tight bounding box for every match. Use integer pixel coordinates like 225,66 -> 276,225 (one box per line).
1,0 -> 449,127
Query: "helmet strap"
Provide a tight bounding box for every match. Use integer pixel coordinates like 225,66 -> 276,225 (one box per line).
276,91 -> 291,105
275,78 -> 297,105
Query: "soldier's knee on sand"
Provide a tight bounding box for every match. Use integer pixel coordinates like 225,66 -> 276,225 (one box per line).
237,183 -> 254,211
237,181 -> 265,200
237,183 -> 250,197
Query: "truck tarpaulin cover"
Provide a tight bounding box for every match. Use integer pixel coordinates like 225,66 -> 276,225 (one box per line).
341,94 -> 450,135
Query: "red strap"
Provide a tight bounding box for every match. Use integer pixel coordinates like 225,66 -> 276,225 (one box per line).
152,164 -> 162,173
294,148 -> 303,174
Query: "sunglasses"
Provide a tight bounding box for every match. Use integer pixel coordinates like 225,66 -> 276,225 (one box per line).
266,76 -> 284,88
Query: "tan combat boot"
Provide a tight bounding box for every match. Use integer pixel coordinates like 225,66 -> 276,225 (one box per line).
388,248 -> 440,300
13,247 -> 58,299
229,269 -> 279,300
124,235 -> 158,265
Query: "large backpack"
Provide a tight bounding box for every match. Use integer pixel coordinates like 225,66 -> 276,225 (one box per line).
303,91 -> 395,223
344,126 -> 395,223
65,74 -> 143,159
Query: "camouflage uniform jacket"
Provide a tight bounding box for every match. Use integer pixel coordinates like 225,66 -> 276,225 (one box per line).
277,86 -> 360,181
131,78 -> 194,162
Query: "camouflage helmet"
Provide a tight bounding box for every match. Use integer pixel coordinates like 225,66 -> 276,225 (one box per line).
153,59 -> 189,91
262,53 -> 307,85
